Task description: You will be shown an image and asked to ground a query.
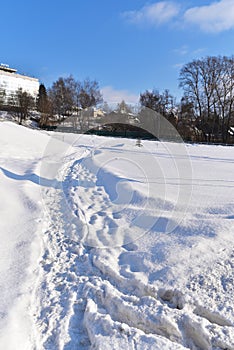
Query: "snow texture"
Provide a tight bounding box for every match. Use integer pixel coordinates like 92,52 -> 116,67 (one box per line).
0,121 -> 233,349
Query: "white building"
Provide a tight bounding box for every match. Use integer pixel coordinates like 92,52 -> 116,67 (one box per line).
0,64 -> 39,99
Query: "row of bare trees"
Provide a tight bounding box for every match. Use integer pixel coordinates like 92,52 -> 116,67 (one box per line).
179,55 -> 234,142
37,76 -> 103,128
140,89 -> 176,116
0,88 -> 35,124
139,55 -> 234,143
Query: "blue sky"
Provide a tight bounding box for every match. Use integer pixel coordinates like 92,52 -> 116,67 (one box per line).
1,0 -> 234,104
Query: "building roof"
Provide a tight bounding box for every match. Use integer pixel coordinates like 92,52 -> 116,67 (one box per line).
0,64 -> 17,73
0,67 -> 39,83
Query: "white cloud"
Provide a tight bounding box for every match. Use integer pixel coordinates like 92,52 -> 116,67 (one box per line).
123,1 -> 180,26
184,0 -> 234,33
123,0 -> 234,33
101,86 -> 139,105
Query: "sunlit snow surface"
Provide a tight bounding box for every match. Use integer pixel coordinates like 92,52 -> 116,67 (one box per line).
0,121 -> 234,349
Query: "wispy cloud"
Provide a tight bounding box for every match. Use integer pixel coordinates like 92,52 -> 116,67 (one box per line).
173,63 -> 184,69
174,45 -> 189,56
172,46 -> 207,70
101,86 -> 139,105
184,0 -> 234,33
174,46 -> 206,57
192,48 -> 206,56
123,1 -> 180,27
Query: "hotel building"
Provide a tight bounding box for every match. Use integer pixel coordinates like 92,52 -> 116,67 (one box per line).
0,64 -> 39,100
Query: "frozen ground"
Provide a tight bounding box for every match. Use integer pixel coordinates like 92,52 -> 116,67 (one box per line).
0,121 -> 233,349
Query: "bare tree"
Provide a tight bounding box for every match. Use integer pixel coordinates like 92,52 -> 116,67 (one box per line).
9,88 -> 35,124
213,56 -> 234,142
140,89 -> 162,113
179,55 -> 234,142
179,60 -> 203,120
48,76 -> 75,122
71,78 -> 103,131
76,78 -> 103,109
140,89 -> 176,118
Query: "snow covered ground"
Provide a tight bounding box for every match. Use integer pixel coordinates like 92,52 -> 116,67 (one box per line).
0,121 -> 234,349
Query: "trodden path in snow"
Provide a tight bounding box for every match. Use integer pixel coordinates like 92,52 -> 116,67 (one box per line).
31,141 -> 234,350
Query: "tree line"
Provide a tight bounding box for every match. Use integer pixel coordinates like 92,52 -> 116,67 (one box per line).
140,55 -> 234,143
0,76 -> 103,126
0,55 -> 234,143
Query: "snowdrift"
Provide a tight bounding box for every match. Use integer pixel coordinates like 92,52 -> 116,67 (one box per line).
0,121 -> 233,349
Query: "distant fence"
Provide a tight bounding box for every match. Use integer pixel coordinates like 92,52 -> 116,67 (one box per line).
186,140 -> 234,147
40,125 -> 158,140
40,125 -> 234,145
85,129 -> 158,140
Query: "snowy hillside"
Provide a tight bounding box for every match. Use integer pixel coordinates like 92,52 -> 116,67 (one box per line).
0,121 -> 234,350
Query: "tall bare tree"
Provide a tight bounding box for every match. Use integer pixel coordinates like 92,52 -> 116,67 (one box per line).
140,89 -> 162,113
140,89 -> 176,117
9,88 -> 35,124
48,76 -> 75,122
76,78 -> 103,109
213,56 -> 234,142
179,60 -> 203,120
